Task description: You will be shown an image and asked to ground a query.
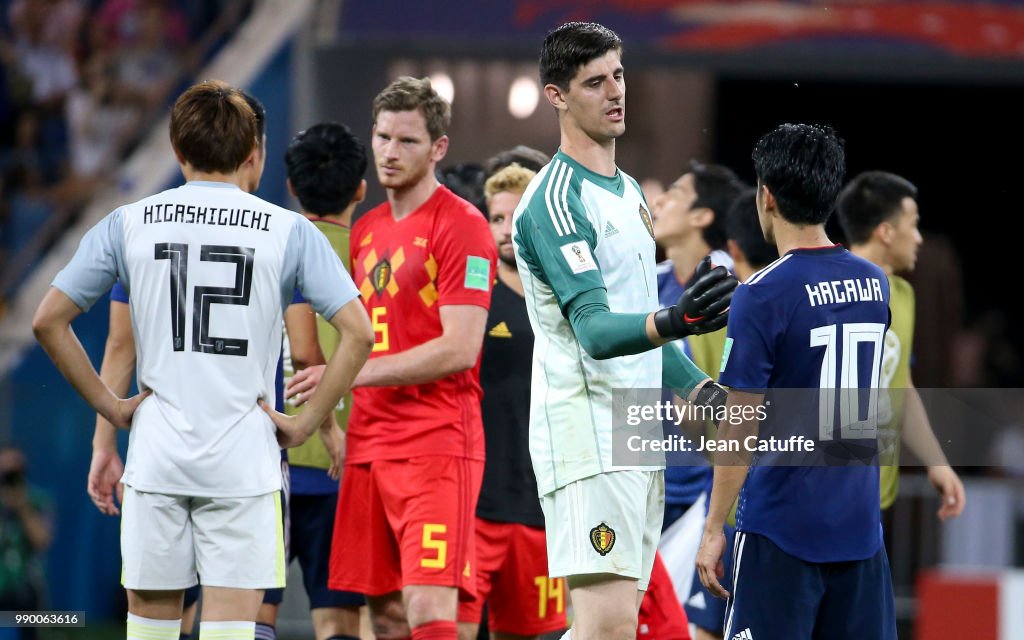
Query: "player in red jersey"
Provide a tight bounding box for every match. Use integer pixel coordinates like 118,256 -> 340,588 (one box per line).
287,77 -> 496,640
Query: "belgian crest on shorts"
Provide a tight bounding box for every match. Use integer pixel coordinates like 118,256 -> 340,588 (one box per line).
590,523 -> 616,556
639,204 -> 655,239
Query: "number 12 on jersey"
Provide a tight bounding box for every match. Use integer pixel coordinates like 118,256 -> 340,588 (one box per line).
810,323 -> 885,440
154,243 -> 255,356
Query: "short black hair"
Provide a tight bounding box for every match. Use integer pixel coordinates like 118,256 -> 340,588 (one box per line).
726,187 -> 778,270
689,160 -> 746,250
240,90 -> 266,142
752,123 -> 845,226
285,122 -> 366,215
485,145 -> 550,178
835,171 -> 919,246
438,162 -> 486,212
540,22 -> 622,90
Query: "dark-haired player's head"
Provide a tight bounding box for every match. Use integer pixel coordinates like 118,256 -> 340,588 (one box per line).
484,163 -> 536,268
540,22 -> 625,144
286,122 -> 367,218
726,188 -> 779,279
170,80 -> 259,177
437,163 -> 486,212
652,160 -> 745,251
240,89 -> 266,192
484,145 -> 550,178
836,171 -> 922,273
752,123 -> 845,240
371,76 -> 451,192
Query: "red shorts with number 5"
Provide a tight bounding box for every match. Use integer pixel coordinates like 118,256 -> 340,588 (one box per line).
458,518 -> 568,635
328,456 -> 483,599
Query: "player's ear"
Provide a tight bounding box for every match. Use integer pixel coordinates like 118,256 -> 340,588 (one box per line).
431,134 -> 449,163
544,83 -> 567,111
691,207 -> 714,230
760,184 -> 778,215
727,238 -> 743,263
874,221 -> 894,245
354,179 -> 367,204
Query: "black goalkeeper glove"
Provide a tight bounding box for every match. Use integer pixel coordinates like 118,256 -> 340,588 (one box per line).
653,256 -> 738,339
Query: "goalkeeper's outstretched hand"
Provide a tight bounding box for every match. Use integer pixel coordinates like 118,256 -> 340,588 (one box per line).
654,256 -> 738,338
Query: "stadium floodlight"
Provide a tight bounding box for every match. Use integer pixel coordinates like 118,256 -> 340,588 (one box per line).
508,75 -> 539,119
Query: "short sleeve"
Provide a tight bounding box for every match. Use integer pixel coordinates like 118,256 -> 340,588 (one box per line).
286,216 -> 359,320
433,205 -> 497,309
514,175 -> 605,313
52,209 -> 126,312
718,284 -> 776,390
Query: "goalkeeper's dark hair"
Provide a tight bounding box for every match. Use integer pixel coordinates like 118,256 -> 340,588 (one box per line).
285,122 -> 366,215
540,22 -> 622,90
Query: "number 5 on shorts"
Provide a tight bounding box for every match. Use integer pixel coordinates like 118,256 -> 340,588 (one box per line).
421,523 -> 447,568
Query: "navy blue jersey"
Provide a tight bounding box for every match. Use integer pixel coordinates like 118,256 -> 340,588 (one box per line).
720,245 -> 890,563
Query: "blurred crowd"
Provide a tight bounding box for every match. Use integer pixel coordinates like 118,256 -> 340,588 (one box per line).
0,0 -> 248,303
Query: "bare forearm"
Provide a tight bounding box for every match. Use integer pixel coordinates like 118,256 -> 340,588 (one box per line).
707,463 -> 748,531
302,333 -> 371,430
356,336 -> 476,387
94,340 -> 135,449
901,385 -> 950,467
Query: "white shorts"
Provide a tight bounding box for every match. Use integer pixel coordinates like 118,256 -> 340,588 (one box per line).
121,486 -> 286,590
540,470 -> 664,590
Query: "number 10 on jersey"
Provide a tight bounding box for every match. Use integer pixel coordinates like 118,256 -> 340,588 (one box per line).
810,323 -> 885,441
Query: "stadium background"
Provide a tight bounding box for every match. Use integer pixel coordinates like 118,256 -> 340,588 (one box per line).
1,0 -> 1022,638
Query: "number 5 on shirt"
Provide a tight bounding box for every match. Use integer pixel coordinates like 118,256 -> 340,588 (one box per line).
371,306 -> 389,352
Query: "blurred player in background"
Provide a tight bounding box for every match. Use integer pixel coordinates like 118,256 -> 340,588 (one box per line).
649,161 -> 745,633
697,123 -> 896,640
513,22 -> 734,640
835,171 -> 965,521
36,80 -> 372,640
287,76 -> 497,640
256,121 -> 372,640
455,162 -> 567,640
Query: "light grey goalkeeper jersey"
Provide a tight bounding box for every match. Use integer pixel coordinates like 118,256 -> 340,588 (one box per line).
53,181 -> 358,497
512,151 -> 663,495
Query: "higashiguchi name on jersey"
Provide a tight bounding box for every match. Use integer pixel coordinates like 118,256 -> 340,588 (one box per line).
719,245 -> 891,563
512,150 -> 663,496
52,181 -> 359,498
345,185 -> 496,464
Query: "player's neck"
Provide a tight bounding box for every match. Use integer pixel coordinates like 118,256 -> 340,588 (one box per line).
387,176 -> 440,221
559,127 -> 617,177
733,260 -> 757,283
849,243 -> 893,275
304,203 -> 357,227
498,260 -> 523,296
773,220 -> 832,256
664,239 -> 709,284
182,166 -> 247,189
